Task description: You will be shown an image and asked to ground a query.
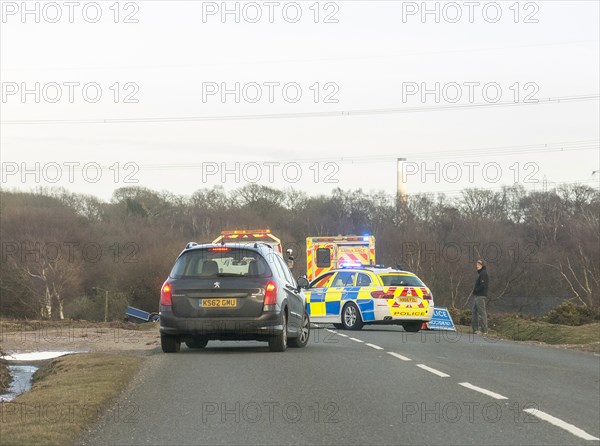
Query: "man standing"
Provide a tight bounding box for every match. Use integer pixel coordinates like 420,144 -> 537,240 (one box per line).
472,259 -> 489,334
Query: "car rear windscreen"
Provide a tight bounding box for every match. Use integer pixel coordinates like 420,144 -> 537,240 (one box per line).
379,274 -> 425,287
170,249 -> 272,278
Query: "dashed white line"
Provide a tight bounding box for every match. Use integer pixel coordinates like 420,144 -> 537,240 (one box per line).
337,333 -> 349,338
416,364 -> 450,378
325,328 -> 335,333
366,343 -> 383,350
349,337 -> 364,343
459,382 -> 508,400
523,409 -> 600,441
387,352 -> 412,361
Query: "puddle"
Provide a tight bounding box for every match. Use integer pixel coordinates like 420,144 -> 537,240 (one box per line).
0,365 -> 38,402
0,351 -> 86,402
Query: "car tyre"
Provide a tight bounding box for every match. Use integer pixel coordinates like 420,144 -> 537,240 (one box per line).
269,312 -> 288,352
289,312 -> 310,348
161,334 -> 181,353
185,338 -> 208,349
403,322 -> 421,333
342,303 -> 364,330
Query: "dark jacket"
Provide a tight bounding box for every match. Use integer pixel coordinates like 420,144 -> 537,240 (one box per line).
473,266 -> 488,296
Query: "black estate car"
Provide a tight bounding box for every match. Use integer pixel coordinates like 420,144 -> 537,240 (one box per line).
159,242 -> 310,353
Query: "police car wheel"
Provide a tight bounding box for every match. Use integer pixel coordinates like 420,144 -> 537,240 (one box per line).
342,303 -> 364,330
403,322 -> 421,333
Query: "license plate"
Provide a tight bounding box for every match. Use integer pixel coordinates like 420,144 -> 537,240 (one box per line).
396,297 -> 419,303
200,298 -> 237,308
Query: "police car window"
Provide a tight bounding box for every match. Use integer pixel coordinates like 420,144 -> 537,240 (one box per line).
332,272 -> 356,287
356,273 -> 372,287
309,273 -> 335,288
380,274 -> 425,287
316,248 -> 331,268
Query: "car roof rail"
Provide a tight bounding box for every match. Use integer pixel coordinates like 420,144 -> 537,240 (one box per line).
253,242 -> 273,250
185,242 -> 198,250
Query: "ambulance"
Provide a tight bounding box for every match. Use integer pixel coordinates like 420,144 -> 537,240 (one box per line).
306,235 -> 376,281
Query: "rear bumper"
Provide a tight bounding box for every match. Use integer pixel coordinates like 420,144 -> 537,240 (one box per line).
373,304 -> 433,322
159,308 -> 284,340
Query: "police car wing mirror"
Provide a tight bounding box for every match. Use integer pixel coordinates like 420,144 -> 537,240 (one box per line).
296,277 -> 309,289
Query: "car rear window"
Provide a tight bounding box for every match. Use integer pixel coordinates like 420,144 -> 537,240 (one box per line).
379,274 -> 425,287
170,248 -> 271,278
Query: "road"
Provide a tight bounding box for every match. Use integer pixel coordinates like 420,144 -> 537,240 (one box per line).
84,325 -> 600,445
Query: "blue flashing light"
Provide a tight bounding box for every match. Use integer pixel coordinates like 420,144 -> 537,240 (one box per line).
340,262 -> 362,268
362,235 -> 370,242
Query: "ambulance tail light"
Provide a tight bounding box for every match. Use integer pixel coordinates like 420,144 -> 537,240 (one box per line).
371,290 -> 394,299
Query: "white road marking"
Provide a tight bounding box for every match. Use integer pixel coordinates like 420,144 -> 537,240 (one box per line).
387,352 -> 411,361
325,329 -> 335,333
349,337 -> 364,343
337,333 -> 349,337
366,343 -> 383,350
459,382 -> 508,400
416,364 -> 450,377
523,409 -> 600,441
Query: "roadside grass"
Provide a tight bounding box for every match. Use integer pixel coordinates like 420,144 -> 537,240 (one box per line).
0,353 -> 142,446
493,316 -> 600,347
0,319 -> 145,333
0,356 -> 9,394
456,315 -> 600,352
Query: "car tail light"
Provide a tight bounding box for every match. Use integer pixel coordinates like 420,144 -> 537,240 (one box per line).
371,290 -> 395,299
160,282 -> 172,306
421,288 -> 433,300
264,281 -> 277,305
210,247 -> 230,252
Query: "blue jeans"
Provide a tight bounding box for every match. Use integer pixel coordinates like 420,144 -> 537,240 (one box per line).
472,295 -> 488,333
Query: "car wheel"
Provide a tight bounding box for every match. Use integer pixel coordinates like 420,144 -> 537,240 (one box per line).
289,312 -> 310,348
332,323 -> 344,329
161,334 -> 181,353
185,338 -> 208,349
269,312 -> 288,352
403,322 -> 421,333
342,303 -> 364,330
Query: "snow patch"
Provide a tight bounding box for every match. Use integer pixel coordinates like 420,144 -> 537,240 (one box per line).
1,351 -> 82,361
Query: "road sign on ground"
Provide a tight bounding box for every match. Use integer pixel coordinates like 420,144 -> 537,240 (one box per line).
427,307 -> 456,331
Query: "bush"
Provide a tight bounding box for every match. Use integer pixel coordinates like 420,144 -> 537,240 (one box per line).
543,301 -> 599,326
64,293 -> 130,322
448,308 -> 472,326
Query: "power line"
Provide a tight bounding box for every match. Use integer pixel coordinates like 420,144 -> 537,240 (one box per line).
2,94 -> 598,125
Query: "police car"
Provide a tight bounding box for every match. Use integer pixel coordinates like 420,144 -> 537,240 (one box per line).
304,265 -> 434,332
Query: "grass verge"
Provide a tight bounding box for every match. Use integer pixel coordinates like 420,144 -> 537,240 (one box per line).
0,360 -> 9,394
0,353 -> 142,446
492,316 -> 600,351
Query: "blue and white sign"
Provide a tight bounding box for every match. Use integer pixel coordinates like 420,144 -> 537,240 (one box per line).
427,307 -> 456,331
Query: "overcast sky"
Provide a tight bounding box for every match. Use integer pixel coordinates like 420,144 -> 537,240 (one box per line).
1,0 -> 599,201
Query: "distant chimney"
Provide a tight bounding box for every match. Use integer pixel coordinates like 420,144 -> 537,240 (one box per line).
396,158 -> 407,202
